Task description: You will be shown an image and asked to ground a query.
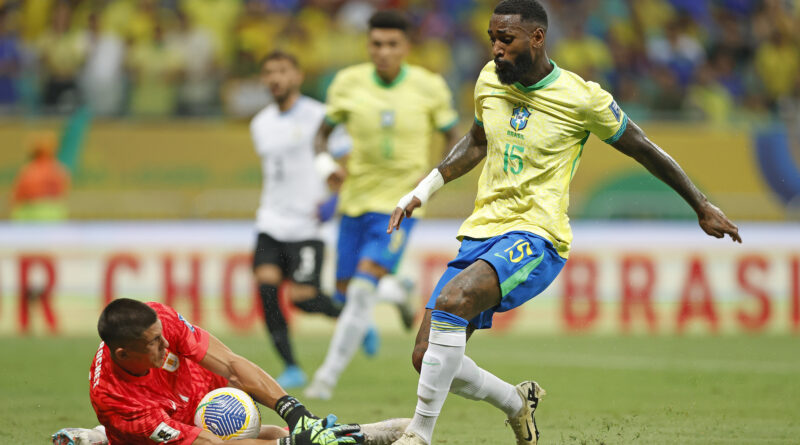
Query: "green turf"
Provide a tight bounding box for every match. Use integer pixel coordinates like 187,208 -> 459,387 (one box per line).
3,333 -> 799,444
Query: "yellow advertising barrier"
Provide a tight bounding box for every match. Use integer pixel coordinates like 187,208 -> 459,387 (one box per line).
0,120 -> 790,220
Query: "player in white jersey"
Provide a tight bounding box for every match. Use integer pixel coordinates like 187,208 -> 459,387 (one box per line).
251,51 -> 344,390
251,51 -> 408,391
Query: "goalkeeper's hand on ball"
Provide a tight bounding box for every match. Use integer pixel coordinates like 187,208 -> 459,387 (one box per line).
278,415 -> 364,445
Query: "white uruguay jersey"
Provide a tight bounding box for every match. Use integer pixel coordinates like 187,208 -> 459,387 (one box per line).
251,96 -> 327,241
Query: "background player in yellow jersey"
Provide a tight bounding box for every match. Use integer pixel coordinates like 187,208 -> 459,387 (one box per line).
306,10 -> 460,400
387,1 -> 742,444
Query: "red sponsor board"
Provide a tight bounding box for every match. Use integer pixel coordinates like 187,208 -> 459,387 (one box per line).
1,222 -> 798,335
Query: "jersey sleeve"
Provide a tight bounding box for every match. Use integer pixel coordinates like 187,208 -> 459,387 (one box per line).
473,66 -> 492,127
324,70 -> 349,125
428,74 -> 459,132
105,404 -> 202,444
583,81 -> 628,144
249,116 -> 261,155
148,302 -> 210,362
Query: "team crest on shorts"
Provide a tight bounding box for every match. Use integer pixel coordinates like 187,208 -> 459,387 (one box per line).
510,105 -> 531,131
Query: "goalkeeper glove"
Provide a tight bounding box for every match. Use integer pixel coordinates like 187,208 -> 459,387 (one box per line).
276,395 -> 320,434
278,415 -> 364,445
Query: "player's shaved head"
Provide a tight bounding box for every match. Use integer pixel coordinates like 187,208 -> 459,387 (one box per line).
493,0 -> 548,30
98,298 -> 158,350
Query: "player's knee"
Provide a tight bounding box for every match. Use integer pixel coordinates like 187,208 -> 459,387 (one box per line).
287,283 -> 316,302
411,341 -> 428,374
254,264 -> 281,285
434,283 -> 472,318
356,259 -> 389,279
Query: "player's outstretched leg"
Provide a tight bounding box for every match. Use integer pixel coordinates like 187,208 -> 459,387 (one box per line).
305,272 -> 379,400
377,275 -> 417,330
398,260 -> 502,445
332,288 -> 382,357
293,294 -> 342,318
258,283 -> 305,389
451,355 -> 544,445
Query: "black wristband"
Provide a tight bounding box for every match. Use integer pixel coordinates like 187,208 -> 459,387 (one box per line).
275,395 -> 310,430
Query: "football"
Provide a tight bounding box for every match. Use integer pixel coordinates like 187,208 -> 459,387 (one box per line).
194,387 -> 261,440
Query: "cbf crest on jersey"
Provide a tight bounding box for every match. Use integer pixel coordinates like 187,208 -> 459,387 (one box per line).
510,105 -> 531,131
380,110 -> 395,128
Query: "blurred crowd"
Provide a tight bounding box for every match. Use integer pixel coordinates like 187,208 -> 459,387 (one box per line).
0,0 -> 798,123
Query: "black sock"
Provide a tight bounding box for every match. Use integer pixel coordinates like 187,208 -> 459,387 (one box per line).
293,294 -> 342,318
258,283 -> 296,367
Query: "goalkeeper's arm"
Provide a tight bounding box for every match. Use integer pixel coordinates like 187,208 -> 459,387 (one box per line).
198,335 -> 320,433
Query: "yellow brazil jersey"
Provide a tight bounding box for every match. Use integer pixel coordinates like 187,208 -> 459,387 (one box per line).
458,60 -> 627,258
325,63 -> 458,217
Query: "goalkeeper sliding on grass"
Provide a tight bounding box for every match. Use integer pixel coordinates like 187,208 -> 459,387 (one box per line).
52,298 -> 408,445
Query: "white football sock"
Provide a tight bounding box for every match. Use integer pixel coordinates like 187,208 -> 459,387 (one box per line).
407,324 -> 467,444
450,355 -> 523,417
376,275 -> 408,305
311,276 -> 377,388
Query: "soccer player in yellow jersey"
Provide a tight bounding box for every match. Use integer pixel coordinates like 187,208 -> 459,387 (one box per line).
306,11 -> 460,400
387,1 -> 742,444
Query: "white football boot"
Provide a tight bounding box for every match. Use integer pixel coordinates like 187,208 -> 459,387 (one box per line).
506,381 -> 546,445
361,418 -> 412,445
51,426 -> 108,445
390,431 -> 428,445
303,378 -> 333,401
394,277 -> 417,331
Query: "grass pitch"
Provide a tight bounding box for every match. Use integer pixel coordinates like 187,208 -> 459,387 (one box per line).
3,333 -> 799,444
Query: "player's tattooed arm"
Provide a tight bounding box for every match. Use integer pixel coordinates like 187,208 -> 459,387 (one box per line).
440,126 -> 462,159
388,121 -> 487,232
611,119 -> 742,243
437,120 -> 488,183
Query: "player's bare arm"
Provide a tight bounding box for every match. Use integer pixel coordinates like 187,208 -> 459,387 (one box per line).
438,121 -> 488,181
313,120 -> 346,190
200,334 -> 287,409
387,121 -> 487,232
441,126 -> 462,158
611,119 -> 742,243
200,335 -> 362,442
313,120 -> 335,155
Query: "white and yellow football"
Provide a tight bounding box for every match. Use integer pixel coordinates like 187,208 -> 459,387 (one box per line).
194,387 -> 261,440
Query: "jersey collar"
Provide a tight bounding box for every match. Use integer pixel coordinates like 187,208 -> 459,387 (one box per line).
513,59 -> 561,93
372,64 -> 408,89
279,95 -> 304,116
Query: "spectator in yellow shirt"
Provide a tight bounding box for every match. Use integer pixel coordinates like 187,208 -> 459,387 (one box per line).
755,30 -> 799,106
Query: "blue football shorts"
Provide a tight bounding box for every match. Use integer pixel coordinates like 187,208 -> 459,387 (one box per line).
425,231 -> 566,329
336,212 -> 416,281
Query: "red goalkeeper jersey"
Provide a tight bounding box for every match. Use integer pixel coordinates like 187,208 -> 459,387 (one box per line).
89,302 -> 228,444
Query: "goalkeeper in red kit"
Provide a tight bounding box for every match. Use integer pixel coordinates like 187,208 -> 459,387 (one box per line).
52,299 -> 405,445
